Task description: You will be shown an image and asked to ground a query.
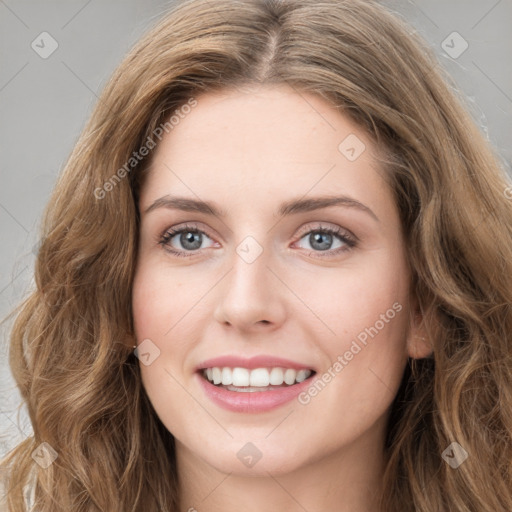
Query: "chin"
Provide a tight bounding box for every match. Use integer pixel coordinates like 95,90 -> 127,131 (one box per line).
193,436 -> 309,477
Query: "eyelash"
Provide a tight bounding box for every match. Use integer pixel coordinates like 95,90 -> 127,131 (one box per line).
158,222 -> 357,259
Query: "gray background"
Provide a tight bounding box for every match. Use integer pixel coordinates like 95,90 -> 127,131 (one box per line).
1,0 -> 511,457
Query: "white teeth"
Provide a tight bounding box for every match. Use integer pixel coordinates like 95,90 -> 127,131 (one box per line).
212,367 -> 222,385
249,368 -> 270,387
269,367 -> 284,385
202,367 -> 313,387
232,367 -> 250,386
295,369 -> 309,383
284,368 -> 296,385
221,367 -> 232,385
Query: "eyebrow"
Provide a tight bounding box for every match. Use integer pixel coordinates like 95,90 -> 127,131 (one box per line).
143,194 -> 379,222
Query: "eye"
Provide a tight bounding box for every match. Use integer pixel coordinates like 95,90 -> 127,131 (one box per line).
293,223 -> 357,258
158,222 -> 357,259
158,223 -> 216,258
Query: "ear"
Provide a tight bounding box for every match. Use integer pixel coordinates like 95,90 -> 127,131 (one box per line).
406,295 -> 433,359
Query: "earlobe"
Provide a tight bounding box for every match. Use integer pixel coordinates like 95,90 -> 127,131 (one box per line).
406,309 -> 433,359
407,333 -> 433,359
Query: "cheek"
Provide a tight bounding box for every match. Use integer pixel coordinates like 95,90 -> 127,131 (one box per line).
132,265 -> 196,434
132,263 -> 188,339
300,251 -> 410,402
298,250 -> 409,345
131,262 -> 201,380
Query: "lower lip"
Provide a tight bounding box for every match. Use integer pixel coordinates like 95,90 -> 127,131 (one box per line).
196,372 -> 316,413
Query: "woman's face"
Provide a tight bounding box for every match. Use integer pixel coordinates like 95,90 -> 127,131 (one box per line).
132,84 -> 427,476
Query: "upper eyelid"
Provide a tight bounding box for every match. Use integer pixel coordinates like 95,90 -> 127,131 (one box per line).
295,222 -> 353,238
163,222 -> 216,240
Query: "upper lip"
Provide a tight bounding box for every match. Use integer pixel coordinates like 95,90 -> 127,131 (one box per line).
195,355 -> 316,372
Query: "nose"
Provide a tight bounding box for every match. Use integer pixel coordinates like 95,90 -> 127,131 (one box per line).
213,241 -> 287,331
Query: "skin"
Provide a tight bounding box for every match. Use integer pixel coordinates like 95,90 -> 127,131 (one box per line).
132,83 -> 430,512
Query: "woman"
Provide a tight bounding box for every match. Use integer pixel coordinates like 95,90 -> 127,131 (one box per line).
2,0 -> 511,510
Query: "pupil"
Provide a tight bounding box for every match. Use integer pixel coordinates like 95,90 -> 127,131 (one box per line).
311,232 -> 332,251
181,231 -> 201,250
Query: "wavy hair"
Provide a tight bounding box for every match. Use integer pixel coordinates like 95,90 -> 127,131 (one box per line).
2,0 -> 512,510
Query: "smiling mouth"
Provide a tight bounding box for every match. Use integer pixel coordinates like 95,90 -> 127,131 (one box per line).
199,366 -> 316,392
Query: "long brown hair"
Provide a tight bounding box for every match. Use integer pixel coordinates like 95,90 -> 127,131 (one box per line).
2,0 -> 512,510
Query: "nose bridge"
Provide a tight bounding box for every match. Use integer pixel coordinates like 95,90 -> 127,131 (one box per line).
213,231 -> 286,328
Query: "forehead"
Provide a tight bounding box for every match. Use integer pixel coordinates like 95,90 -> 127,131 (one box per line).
140,84 -> 393,222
